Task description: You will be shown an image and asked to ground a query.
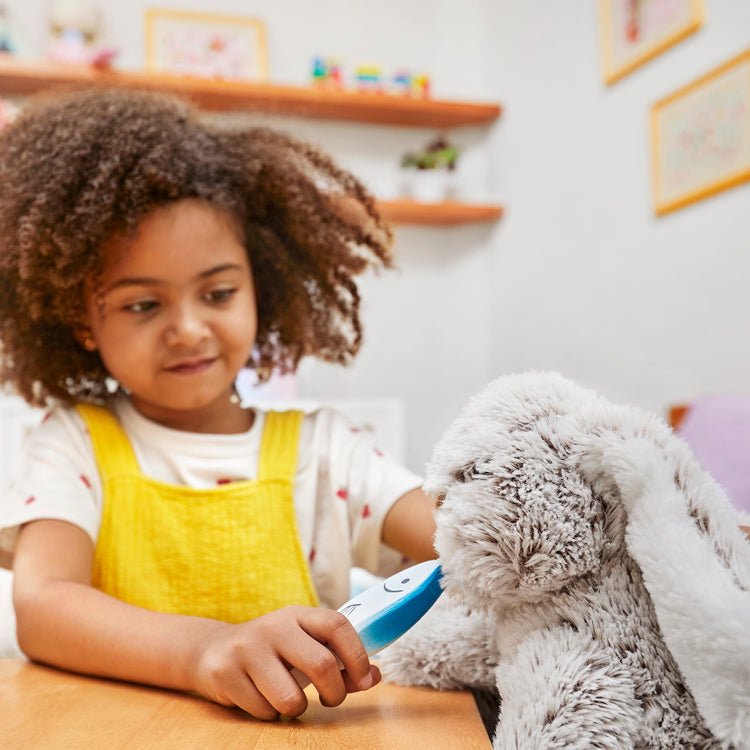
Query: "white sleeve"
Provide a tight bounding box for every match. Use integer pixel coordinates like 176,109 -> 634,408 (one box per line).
0,408 -> 102,567
320,408 -> 423,576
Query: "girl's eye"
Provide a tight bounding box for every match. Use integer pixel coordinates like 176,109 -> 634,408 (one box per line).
125,300 -> 158,314
205,288 -> 237,304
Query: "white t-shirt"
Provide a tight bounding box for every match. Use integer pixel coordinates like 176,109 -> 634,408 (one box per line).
0,398 -> 422,609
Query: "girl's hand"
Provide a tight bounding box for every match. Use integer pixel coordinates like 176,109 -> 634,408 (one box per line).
192,605 -> 380,720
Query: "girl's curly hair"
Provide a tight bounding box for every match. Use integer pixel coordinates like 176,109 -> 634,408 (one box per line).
0,88 -> 393,407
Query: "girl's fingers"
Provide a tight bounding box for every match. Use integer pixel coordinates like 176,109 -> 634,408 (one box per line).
295,608 -> 374,692
249,666 -> 310,718
275,629 -> 349,708
204,606 -> 380,718
219,669 -> 285,721
341,662 -> 381,695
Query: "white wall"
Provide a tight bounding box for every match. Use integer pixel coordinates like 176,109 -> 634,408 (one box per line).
2,0 -> 749,476
485,0 -> 750,416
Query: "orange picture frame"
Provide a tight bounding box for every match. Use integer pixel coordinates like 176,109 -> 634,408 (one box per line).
650,48 -> 750,215
598,0 -> 703,85
144,8 -> 269,82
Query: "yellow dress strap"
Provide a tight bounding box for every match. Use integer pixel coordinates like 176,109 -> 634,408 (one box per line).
257,410 -> 305,482
76,404 -> 141,479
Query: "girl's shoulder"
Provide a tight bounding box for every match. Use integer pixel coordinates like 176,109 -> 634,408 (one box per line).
26,402 -> 92,455
297,405 -> 412,479
240,404 -> 371,474
0,401 -> 103,550
294,405 -> 371,453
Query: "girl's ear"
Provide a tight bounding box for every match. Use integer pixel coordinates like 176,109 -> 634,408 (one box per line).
74,327 -> 98,352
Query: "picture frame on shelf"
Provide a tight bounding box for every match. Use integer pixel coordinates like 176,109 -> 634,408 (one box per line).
598,0 -> 703,85
650,48 -> 750,216
144,8 -> 269,82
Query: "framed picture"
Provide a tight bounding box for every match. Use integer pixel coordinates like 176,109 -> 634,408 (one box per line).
650,49 -> 750,216
144,8 -> 269,82
598,0 -> 703,85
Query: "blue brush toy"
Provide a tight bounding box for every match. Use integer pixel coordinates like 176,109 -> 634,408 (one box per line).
293,560 -> 443,688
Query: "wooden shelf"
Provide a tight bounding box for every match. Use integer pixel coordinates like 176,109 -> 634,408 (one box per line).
0,59 -> 501,128
378,199 -> 503,226
0,60 -> 504,226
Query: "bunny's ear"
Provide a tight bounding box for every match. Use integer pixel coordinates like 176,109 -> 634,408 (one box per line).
586,432 -> 750,748
433,429 -> 609,613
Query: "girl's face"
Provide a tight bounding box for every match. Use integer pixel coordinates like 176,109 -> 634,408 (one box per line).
81,199 -> 257,433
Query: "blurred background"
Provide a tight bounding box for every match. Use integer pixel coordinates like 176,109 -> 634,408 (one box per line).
1,0 -> 749,478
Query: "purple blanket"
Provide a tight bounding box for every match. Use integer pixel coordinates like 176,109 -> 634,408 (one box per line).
677,395 -> 750,514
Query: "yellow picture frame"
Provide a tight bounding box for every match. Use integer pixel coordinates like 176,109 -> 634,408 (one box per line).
598,0 -> 703,85
650,48 -> 750,216
144,8 -> 269,82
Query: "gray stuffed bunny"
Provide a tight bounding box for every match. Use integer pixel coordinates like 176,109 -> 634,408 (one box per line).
379,372 -> 750,749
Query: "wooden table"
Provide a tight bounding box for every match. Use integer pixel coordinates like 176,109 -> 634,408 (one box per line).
0,659 -> 491,749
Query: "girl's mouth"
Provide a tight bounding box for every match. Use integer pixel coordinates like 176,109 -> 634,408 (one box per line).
165,358 -> 216,375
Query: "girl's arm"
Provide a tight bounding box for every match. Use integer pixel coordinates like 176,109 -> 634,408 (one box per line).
13,519 -> 378,720
381,487 -> 438,562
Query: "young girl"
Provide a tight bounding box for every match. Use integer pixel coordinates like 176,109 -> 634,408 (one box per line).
0,89 -> 437,720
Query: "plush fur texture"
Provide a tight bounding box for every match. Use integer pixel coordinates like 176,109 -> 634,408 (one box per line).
379,372 -> 750,749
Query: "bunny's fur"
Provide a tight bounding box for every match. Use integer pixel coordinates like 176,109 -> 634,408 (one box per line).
379,372 -> 750,749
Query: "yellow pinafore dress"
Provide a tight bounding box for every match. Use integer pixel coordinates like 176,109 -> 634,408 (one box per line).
76,405 -> 318,623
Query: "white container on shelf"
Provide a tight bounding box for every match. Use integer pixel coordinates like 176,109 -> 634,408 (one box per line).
403,169 -> 458,203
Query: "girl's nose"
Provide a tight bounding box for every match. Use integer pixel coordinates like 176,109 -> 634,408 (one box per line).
164,303 -> 208,346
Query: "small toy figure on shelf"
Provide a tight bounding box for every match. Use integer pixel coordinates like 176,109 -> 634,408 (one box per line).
392,69 -> 412,96
412,73 -> 430,98
311,56 -> 344,90
355,64 -> 384,94
391,69 -> 431,98
400,136 -> 459,202
46,0 -> 117,68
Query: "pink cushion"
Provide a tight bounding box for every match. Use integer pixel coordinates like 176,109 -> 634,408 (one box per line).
677,395 -> 750,514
